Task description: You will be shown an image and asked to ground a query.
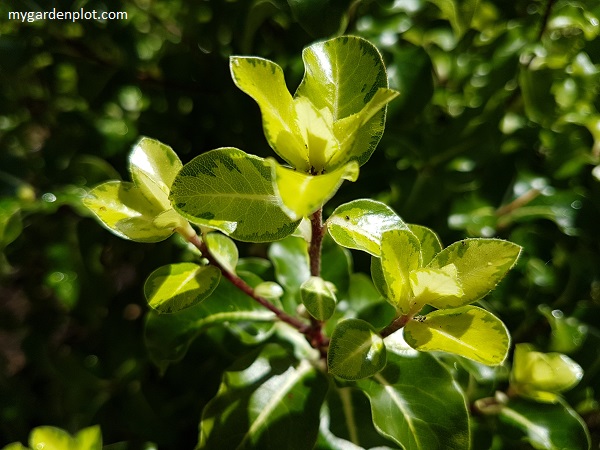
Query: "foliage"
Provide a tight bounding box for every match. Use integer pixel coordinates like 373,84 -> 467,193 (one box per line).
1,1 -> 599,449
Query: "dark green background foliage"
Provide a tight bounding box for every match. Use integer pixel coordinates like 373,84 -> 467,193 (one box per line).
1,0 -> 599,448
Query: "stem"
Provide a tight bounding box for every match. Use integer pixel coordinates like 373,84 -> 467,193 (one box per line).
187,234 -> 310,333
380,314 -> 412,338
309,208 -> 325,277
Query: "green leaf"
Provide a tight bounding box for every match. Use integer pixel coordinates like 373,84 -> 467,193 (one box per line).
268,159 -> 359,221
370,256 -> 391,301
327,199 -> 409,256
538,305 -> 588,354
129,136 -> 182,210
498,398 -> 591,450
199,345 -> 328,450
28,426 -> 101,450
300,276 -> 337,321
1,443 -> 29,450
328,318 -> 387,380
356,349 -> 469,449
510,344 -> 583,403
404,306 -> 510,366
268,235 -> 311,312
229,57 -> 308,171
380,229 -> 422,313
296,36 -> 398,170
408,224 -> 442,266
144,274 -> 276,372
144,263 -> 221,313
287,0 -> 353,38
170,148 -> 299,242
205,232 -> 239,274
83,181 -> 176,243
428,238 -> 522,308
427,0 -> 480,39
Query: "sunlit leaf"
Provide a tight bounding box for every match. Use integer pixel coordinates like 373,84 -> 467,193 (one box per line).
170,147 -> 299,242
380,229 -> 421,313
144,263 -> 221,313
428,238 -> 522,308
205,232 -> 239,274
409,264 -> 464,309
404,306 -> 510,365
327,199 -> 409,256
328,318 -> 386,380
229,57 -> 308,170
498,398 -> 591,450
300,276 -> 337,321
356,350 -> 469,449
269,159 -> 359,221
296,36 -> 398,170
538,305 -> 588,354
199,345 -> 328,449
28,426 -> 101,450
408,224 -> 442,266
510,344 -> 583,403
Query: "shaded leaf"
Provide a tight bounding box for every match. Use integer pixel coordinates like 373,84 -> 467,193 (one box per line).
205,232 -> 239,274
300,276 -> 337,321
328,318 -> 386,380
327,199 -> 409,256
404,306 -> 510,365
199,345 -> 328,450
144,263 -> 221,314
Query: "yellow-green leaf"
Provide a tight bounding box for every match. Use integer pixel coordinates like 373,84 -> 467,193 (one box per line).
170,148 -> 299,242
229,57 -> 308,171
205,233 -> 238,274
409,224 -> 442,265
300,276 -> 337,321
510,344 -> 583,403
410,264 -> 464,309
380,229 -> 421,313
404,306 -> 510,366
428,238 -> 522,307
144,262 -> 221,313
327,199 -> 409,256
269,159 -> 359,221
328,318 -> 387,380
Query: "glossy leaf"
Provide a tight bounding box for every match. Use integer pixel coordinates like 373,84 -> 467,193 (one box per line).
428,238 -> 522,308
510,344 -> 583,403
327,199 -> 409,256
328,318 -> 386,380
356,349 -> 469,449
380,229 -> 421,313
28,426 -> 101,450
170,147 -> 299,242
370,256 -> 391,302
269,159 -> 359,221
296,36 -> 398,170
498,398 -> 591,450
409,264 -> 464,309
229,57 -> 308,170
144,274 -> 276,372
404,306 -> 510,365
300,276 -> 337,321
205,232 -> 239,274
144,262 -> 221,313
408,224 -> 442,266
199,345 -> 328,450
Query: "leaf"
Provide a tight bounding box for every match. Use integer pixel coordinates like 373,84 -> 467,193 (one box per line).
199,344 -> 328,450
380,229 -> 422,313
83,181 -> 175,243
205,232 -> 239,274
404,306 -> 510,366
428,238 -> 522,308
300,276 -> 337,321
287,0 -> 353,38
328,318 -> 387,380
408,224 -> 442,266
268,235 -> 311,293
356,350 -> 469,450
129,136 -> 182,210
510,344 -> 583,403
268,159 -> 359,221
144,263 -> 221,313
498,398 -> 591,450
144,274 -> 276,372
28,426 -> 102,450
327,199 -> 409,256
229,57 -> 308,171
409,264 -> 464,309
427,0 -> 481,39
296,36 -> 398,170
169,147 -> 299,242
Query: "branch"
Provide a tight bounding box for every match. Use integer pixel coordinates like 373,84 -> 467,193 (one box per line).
309,208 -> 325,277
380,314 -> 412,339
